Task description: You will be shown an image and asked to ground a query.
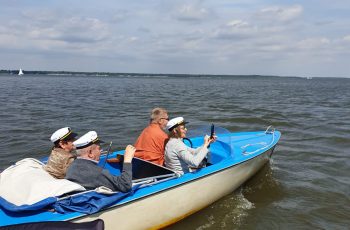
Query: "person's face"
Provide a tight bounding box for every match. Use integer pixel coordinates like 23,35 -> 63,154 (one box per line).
90,144 -> 102,161
176,125 -> 187,138
59,139 -> 75,152
159,113 -> 169,129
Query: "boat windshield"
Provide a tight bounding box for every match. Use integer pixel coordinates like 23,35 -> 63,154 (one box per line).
185,124 -> 234,163
186,124 -> 231,138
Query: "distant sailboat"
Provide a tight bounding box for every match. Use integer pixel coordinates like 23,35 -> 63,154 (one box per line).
18,69 -> 24,76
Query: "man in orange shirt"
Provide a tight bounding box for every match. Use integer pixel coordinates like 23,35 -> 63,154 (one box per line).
134,108 -> 169,166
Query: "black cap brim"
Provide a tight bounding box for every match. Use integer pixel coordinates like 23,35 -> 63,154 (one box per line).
94,139 -> 105,144
62,132 -> 78,141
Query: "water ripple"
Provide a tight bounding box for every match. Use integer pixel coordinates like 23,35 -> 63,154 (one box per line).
1,75 -> 349,229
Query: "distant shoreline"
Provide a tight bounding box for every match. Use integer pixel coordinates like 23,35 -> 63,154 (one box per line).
1,70 -> 348,79
0,69 -> 294,78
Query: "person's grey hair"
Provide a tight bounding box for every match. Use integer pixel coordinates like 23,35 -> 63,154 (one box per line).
76,148 -> 88,156
150,107 -> 167,123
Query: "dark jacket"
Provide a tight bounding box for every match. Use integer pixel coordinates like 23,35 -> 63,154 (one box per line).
65,158 -> 132,192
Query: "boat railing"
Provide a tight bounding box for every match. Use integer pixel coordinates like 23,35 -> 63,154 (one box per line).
241,126 -> 276,155
57,173 -> 177,202
264,125 -> 275,134
132,173 -> 178,188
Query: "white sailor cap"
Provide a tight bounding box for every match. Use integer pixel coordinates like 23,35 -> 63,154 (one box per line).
50,127 -> 78,143
166,117 -> 189,131
74,131 -> 104,149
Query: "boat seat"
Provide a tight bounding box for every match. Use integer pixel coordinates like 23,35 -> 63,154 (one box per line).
106,156 -> 176,180
132,157 -> 175,180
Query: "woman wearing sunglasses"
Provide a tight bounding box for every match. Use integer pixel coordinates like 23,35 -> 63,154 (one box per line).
164,117 -> 216,176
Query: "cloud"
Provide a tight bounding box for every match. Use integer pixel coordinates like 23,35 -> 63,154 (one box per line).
111,10 -> 130,23
26,15 -> 110,44
0,1 -> 349,77
343,35 -> 350,42
314,20 -> 334,26
255,5 -> 303,22
0,9 -> 112,57
297,37 -> 330,50
173,3 -> 212,22
213,19 -> 257,40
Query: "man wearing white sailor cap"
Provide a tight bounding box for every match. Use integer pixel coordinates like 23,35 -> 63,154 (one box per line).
44,127 -> 78,179
65,131 -> 136,192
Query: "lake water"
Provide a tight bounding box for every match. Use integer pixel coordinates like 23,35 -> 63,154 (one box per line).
0,74 -> 349,229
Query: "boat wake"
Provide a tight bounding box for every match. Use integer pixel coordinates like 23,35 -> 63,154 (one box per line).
192,189 -> 255,230
222,189 -> 255,228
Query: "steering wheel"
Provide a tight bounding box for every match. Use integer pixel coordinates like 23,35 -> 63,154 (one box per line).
183,137 -> 193,148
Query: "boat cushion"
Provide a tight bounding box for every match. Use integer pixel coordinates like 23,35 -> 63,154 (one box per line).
0,158 -> 85,206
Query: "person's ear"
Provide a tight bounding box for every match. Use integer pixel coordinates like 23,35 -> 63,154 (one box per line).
58,140 -> 65,148
174,128 -> 180,136
88,148 -> 94,158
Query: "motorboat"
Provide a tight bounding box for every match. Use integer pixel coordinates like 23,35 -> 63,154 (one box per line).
0,126 -> 281,229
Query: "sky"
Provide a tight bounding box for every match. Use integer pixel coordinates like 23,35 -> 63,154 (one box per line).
0,0 -> 349,77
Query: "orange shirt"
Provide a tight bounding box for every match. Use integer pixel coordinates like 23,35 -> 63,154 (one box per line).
134,124 -> 169,166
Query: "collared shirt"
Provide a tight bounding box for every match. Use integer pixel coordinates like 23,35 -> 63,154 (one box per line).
134,123 -> 169,165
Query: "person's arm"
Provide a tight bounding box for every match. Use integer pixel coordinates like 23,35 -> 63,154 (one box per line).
123,145 -> 135,163
103,145 -> 135,192
178,134 -> 216,167
64,154 -> 76,169
101,163 -> 133,192
189,134 -> 217,155
176,141 -> 208,168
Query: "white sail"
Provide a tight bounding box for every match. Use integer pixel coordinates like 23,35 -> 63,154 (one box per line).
18,69 -> 24,75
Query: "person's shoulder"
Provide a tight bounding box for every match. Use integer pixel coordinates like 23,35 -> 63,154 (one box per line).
51,148 -> 73,156
166,139 -> 188,156
47,149 -> 68,162
153,125 -> 167,135
167,137 -> 177,143
146,124 -> 166,134
72,158 -> 90,165
50,147 -> 61,155
72,158 -> 99,170
139,124 -> 154,134
167,138 -> 185,147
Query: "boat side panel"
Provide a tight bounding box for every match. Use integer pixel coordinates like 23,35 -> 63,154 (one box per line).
73,148 -> 273,230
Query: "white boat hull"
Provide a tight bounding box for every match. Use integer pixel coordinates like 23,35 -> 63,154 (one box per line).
74,148 -> 274,229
